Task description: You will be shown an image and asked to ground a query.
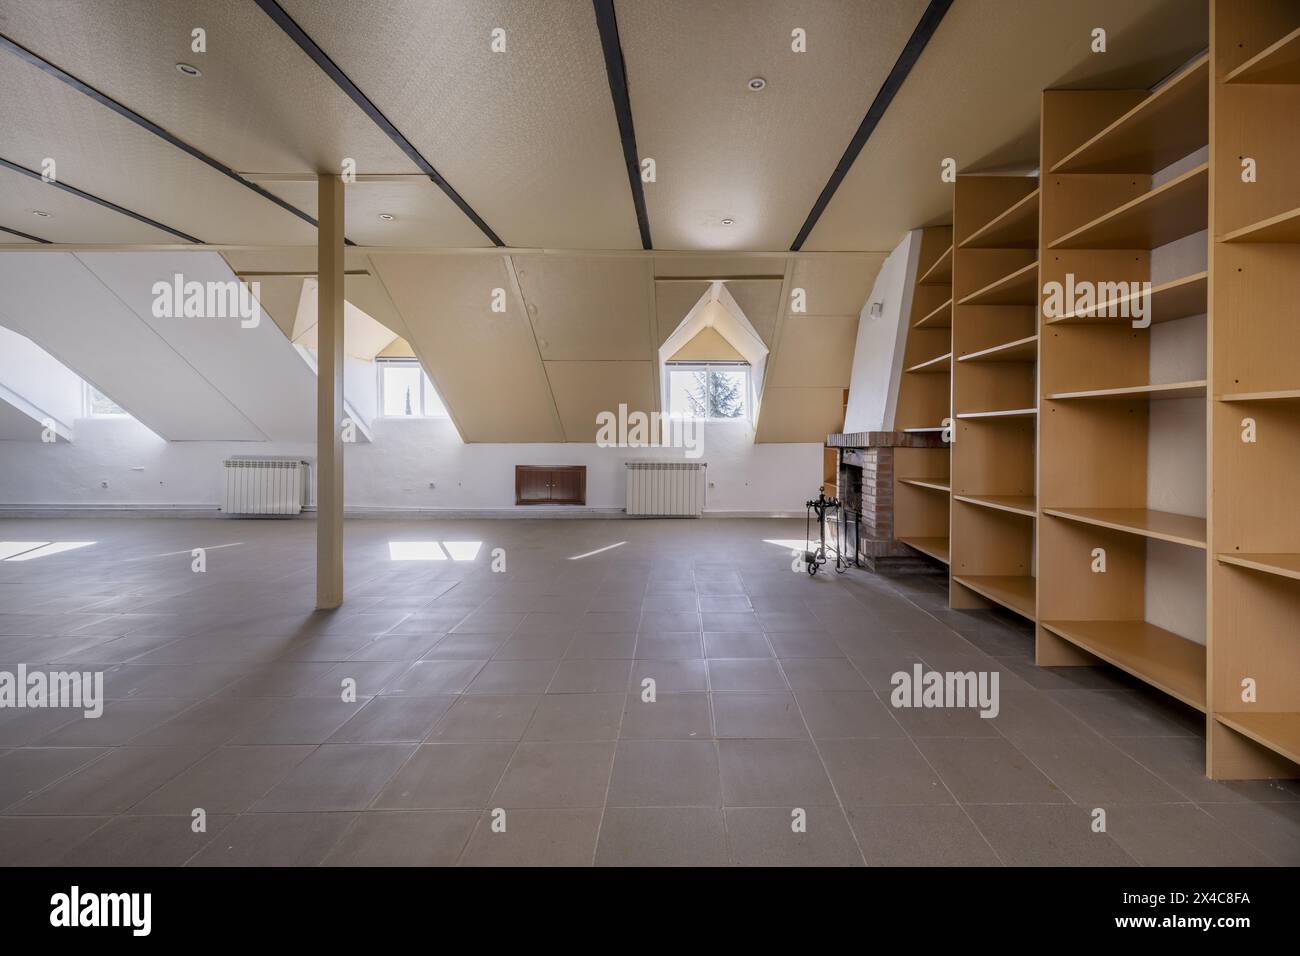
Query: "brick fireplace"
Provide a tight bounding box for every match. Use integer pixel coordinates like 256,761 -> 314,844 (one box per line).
826,430 -> 946,572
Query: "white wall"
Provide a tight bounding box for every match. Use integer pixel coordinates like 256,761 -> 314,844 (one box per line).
843,230 -> 920,432
0,415 -> 819,515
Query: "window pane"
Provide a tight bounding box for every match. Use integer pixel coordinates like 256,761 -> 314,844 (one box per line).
87,385 -> 126,417
668,368 -> 708,419
422,373 -> 448,417
707,369 -> 746,419
382,365 -> 422,416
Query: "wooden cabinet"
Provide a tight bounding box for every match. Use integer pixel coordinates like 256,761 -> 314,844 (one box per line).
515,465 -> 586,505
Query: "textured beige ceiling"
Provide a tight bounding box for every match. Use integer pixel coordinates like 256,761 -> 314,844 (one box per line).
654,279 -> 712,347
724,279 -> 782,346
669,326 -> 745,363
261,178 -> 492,248
0,53 -> 316,244
766,315 -> 858,387
0,166 -> 177,244
752,254 -> 879,442
545,360 -> 657,441
617,0 -> 929,250
368,253 -> 563,442
754,387 -> 846,443
0,0 -> 417,175
805,0 -> 1210,250
278,0 -> 640,249
514,256 -> 655,361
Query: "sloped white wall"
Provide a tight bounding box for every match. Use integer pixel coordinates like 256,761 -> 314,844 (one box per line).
0,253 -> 265,441
79,251 -> 318,442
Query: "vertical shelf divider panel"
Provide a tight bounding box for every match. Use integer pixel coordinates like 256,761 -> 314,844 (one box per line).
1207,0 -> 1300,779
1037,58 -> 1215,719
894,226 -> 954,567
950,175 -> 1040,619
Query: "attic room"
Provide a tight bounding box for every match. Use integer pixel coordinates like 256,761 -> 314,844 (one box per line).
1,0 -> 1298,898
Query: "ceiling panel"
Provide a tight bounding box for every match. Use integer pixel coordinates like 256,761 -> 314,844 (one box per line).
653,279 -> 711,347
767,314 -> 858,387
0,166 -> 181,244
754,386 -> 845,443
278,0 -> 641,249
0,54 -> 316,244
241,275 -> 303,339
261,177 -> 491,247
789,256 -> 882,315
652,256 -> 786,278
0,0 -> 418,175
723,278 -> 782,346
545,360 -> 656,442
514,256 -> 655,361
369,253 -> 564,442
806,0 -> 1210,250
617,0 -> 929,251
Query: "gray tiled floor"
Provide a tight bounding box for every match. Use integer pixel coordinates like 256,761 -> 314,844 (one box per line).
0,515 -> 1297,866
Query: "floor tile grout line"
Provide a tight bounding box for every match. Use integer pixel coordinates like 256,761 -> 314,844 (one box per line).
764,628 -> 870,867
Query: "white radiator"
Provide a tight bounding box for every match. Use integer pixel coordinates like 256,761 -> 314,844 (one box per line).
222,458 -> 309,516
625,461 -> 707,517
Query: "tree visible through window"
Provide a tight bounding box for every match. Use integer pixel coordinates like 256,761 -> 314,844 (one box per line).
668,364 -> 748,420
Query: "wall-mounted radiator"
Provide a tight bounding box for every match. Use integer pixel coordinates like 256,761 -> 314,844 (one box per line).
222,458 -> 310,516
625,461 -> 707,517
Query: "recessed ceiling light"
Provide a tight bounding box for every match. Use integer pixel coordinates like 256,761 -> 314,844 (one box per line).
721,218 -> 735,226
175,62 -> 202,77
378,213 -> 395,221
747,77 -> 766,92
31,210 -> 51,218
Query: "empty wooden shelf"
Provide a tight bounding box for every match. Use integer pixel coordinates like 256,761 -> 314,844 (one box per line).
899,536 -> 950,564
1046,380 -> 1206,401
952,574 -> 1035,619
1040,620 -> 1207,711
914,297 -> 952,329
1216,553 -> 1300,582
953,493 -> 1036,517
1215,713 -> 1300,767
956,260 -> 1038,307
1219,389 -> 1300,403
1048,164 -> 1208,250
906,352 -> 952,374
1225,26 -> 1300,85
1051,55 -> 1209,174
917,244 -> 953,285
1043,506 -> 1207,548
956,407 -> 1037,420
1047,272 -> 1207,326
960,189 -> 1039,249
899,477 -> 951,493
1221,206 -> 1300,244
958,335 -> 1038,363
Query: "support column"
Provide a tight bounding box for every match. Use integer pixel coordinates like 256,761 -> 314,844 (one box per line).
316,174 -> 345,609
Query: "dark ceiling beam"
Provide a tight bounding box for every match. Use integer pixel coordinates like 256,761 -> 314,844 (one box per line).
0,33 -> 353,243
592,0 -> 652,250
789,0 -> 954,251
0,156 -> 202,243
253,0 -> 504,247
0,224 -> 51,243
